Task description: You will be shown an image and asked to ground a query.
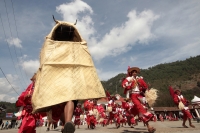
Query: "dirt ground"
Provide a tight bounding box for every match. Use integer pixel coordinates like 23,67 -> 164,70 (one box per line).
1,120 -> 199,133
36,120 -> 200,133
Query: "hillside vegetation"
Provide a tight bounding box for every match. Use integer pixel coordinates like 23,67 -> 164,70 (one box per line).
0,102 -> 17,118
101,55 -> 200,107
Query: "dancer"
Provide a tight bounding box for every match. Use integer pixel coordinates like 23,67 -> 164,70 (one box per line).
122,66 -> 156,133
15,73 -> 45,133
74,103 -> 83,129
106,96 -> 120,128
122,98 -> 136,128
169,86 -> 195,128
159,114 -> 164,122
84,99 -> 97,129
32,17 -> 106,133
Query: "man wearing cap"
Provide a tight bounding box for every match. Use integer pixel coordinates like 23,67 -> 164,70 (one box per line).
169,86 -> 195,128
122,67 -> 155,133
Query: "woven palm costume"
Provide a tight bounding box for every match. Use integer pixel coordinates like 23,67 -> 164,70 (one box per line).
32,20 -> 106,113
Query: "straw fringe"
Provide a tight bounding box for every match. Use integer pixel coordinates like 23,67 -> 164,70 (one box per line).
107,107 -> 112,112
93,109 -> 100,120
98,118 -> 104,123
80,115 -> 84,121
145,88 -> 158,107
178,101 -> 185,110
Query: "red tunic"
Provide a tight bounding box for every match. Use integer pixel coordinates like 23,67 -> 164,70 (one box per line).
74,107 -> 83,125
124,77 -> 153,123
84,100 -> 96,126
16,82 -> 45,133
122,76 -> 148,96
169,86 -> 193,120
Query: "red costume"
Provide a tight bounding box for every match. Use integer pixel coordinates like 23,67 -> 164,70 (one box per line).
16,82 -> 45,133
84,100 -> 96,129
122,76 -> 153,123
107,99 -> 117,125
122,101 -> 136,126
121,66 -> 156,133
169,86 -> 193,121
74,105 -> 83,127
159,114 -> 164,122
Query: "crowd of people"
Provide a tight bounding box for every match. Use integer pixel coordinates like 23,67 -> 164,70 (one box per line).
0,63 -> 198,133
0,119 -> 19,130
14,66 -> 199,133
13,18 -> 198,133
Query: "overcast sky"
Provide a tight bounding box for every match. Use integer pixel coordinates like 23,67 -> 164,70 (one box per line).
0,0 -> 200,103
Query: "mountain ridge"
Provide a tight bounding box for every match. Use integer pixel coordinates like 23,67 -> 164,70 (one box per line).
101,55 -> 200,107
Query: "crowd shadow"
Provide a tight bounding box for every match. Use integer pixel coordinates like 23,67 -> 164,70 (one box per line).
121,130 -> 149,133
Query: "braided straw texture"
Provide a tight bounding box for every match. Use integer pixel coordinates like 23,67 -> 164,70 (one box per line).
32,21 -> 105,113
178,101 -> 185,110
145,88 -> 158,107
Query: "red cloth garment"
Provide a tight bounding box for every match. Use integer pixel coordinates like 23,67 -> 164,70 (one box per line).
16,83 -> 34,107
173,94 -> 189,106
86,115 -> 96,126
84,100 -> 94,111
182,109 -> 193,120
16,82 -> 45,133
137,78 -> 148,92
122,76 -> 148,96
159,114 -> 164,122
122,77 -> 133,94
84,100 -> 97,127
97,104 -> 105,113
128,76 -> 153,123
105,90 -> 111,100
169,86 -> 193,120
74,107 -> 83,125
51,103 -> 65,122
130,93 -> 153,123
130,116 -> 135,124
169,86 -> 189,106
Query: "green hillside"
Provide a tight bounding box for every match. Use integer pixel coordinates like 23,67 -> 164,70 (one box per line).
101,55 -> 200,107
0,102 -> 18,118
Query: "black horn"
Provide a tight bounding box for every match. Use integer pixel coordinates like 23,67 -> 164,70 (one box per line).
74,19 -> 77,25
52,15 -> 58,23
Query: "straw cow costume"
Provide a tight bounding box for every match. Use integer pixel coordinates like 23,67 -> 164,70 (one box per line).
32,17 -> 106,133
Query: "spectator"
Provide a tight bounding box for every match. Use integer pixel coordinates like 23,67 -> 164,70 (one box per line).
5,121 -> 8,129
15,121 -> 18,129
1,122 -> 4,130
8,121 -> 11,128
